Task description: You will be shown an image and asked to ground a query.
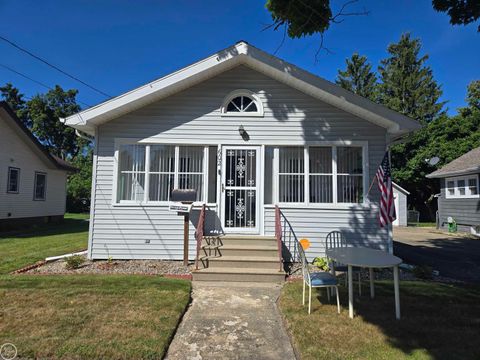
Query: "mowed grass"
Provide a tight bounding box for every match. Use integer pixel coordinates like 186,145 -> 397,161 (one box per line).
0,275 -> 191,359
0,213 -> 89,274
280,280 -> 480,360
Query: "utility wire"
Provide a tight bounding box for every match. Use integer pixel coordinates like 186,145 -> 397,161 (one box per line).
0,35 -> 111,98
0,62 -> 92,108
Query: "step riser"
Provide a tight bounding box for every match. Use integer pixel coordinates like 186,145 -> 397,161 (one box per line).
214,239 -> 278,246
218,248 -> 279,258
192,272 -> 285,283
208,259 -> 280,270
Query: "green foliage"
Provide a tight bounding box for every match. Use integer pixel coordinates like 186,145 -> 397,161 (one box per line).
336,53 -> 377,100
378,33 -> 445,124
0,82 -> 29,126
26,85 -> 88,160
432,0 -> 480,31
265,0 -> 332,38
67,150 -> 93,213
412,264 -> 433,280
312,257 -> 330,271
65,255 -> 85,270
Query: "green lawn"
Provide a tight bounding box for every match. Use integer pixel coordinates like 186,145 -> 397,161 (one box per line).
280,280 -> 480,360
0,214 -> 89,274
0,275 -> 191,359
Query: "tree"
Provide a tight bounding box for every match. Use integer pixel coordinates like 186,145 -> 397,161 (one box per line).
432,0 -> 480,31
25,85 -> 88,159
336,53 -> 377,100
67,149 -> 93,212
378,33 -> 445,124
0,83 -> 29,126
392,80 -> 480,220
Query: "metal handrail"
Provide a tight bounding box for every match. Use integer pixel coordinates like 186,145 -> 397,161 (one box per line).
195,204 -> 206,270
275,205 -> 301,271
275,205 -> 283,272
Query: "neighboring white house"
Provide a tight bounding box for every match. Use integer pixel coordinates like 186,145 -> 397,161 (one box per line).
0,102 -> 75,230
392,182 -> 409,227
62,41 -> 420,261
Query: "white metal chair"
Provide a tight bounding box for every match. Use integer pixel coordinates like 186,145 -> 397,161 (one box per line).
298,244 -> 340,314
326,231 -> 362,295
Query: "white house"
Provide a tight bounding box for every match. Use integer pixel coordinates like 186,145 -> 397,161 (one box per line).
62,41 -> 420,266
0,102 -> 75,230
392,182 -> 409,227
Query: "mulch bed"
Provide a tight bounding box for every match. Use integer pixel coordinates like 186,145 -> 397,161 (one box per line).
22,255 -> 194,276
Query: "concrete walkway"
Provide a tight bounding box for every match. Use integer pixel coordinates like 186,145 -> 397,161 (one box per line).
166,282 -> 296,360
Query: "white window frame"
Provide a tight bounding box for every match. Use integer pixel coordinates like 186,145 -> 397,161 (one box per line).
220,89 -> 264,117
33,171 -> 47,201
7,167 -> 20,194
272,144 -> 367,207
113,141 -> 209,206
445,175 -> 480,199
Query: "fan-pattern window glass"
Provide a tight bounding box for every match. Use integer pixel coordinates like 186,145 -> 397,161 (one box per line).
279,147 -> 305,202
178,146 -> 204,201
34,172 -> 47,200
226,96 -> 258,113
117,145 -> 146,202
149,145 -> 175,201
309,147 -> 333,203
337,147 -> 363,203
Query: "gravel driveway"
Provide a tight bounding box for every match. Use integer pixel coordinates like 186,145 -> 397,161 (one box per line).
393,227 -> 480,283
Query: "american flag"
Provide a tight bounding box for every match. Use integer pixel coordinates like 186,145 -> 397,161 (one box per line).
376,152 -> 396,227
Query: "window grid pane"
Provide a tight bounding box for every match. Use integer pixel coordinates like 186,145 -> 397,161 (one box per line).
309,147 -> 333,203
8,168 -> 19,193
468,178 -> 478,195
337,147 -> 363,203
279,147 -> 304,203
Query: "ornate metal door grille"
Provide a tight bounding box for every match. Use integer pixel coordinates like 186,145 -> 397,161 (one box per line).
223,147 -> 259,230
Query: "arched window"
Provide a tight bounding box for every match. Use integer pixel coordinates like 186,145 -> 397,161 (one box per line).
221,90 -> 263,116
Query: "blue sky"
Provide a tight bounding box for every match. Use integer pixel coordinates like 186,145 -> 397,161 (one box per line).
0,0 -> 478,114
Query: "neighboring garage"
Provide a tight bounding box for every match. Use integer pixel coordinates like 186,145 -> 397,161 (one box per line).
392,182 -> 409,227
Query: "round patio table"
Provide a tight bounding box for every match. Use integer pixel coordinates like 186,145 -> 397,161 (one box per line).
326,247 -> 402,320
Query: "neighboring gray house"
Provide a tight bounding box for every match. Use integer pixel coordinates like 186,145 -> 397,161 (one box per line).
62,41 -> 420,262
392,182 -> 409,227
427,147 -> 480,235
0,102 -> 75,230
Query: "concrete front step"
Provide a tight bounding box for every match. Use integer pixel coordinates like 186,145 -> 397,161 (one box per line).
192,267 -> 286,283
207,255 -> 281,270
217,235 -> 278,246
216,244 -> 279,258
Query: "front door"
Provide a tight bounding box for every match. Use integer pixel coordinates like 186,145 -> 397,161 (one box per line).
221,146 -> 260,233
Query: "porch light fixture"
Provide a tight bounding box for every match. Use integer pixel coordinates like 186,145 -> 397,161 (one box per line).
238,125 -> 249,141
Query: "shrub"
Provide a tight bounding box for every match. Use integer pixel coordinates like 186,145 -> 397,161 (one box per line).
412,264 -> 433,280
312,257 -> 330,271
65,255 -> 85,270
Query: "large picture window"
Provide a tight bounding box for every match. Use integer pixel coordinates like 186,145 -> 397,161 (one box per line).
272,145 -> 364,205
116,144 -> 206,203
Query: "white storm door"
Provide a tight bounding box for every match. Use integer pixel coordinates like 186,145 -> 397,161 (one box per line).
221,146 -> 261,233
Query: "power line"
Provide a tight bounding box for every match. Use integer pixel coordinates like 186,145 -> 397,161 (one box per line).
0,62 -> 92,108
0,34 -> 111,98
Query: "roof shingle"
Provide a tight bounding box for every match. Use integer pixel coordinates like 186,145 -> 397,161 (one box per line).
427,147 -> 480,178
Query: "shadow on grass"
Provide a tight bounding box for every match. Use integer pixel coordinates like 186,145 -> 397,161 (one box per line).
283,280 -> 480,360
0,218 -> 89,239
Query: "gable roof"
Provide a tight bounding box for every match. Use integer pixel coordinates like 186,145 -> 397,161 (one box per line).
0,102 -> 77,172
426,147 -> 480,178
61,41 -> 421,137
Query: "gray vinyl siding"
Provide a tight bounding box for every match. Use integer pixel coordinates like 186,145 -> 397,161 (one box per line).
438,176 -> 480,230
0,113 -> 67,220
91,65 -> 388,260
